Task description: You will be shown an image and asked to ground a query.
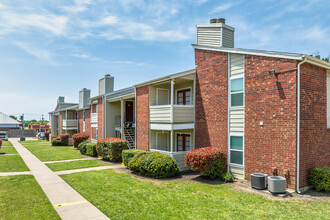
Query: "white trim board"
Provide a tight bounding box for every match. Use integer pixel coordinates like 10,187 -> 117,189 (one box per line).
150,123 -> 194,131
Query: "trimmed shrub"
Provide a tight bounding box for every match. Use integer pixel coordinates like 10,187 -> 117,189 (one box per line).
72,133 -> 89,148
96,138 -> 128,162
128,152 -> 179,178
185,147 -> 226,179
221,172 -> 235,182
45,131 -> 50,141
51,137 -> 62,146
86,143 -> 97,157
78,141 -> 89,155
122,149 -> 147,166
60,133 -> 70,146
51,135 -> 58,140
127,151 -> 150,173
309,167 -> 330,192
0,139 -> 2,148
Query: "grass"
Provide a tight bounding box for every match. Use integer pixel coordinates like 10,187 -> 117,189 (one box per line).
1,141 -> 13,146
20,140 -> 85,162
0,175 -> 60,219
61,169 -> 330,220
0,146 -> 18,154
46,159 -> 107,172
0,155 -> 29,172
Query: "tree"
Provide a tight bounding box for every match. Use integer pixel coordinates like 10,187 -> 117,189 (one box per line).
322,57 -> 329,62
9,115 -> 18,121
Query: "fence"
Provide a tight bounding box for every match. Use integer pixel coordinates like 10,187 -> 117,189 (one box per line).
8,129 -> 37,137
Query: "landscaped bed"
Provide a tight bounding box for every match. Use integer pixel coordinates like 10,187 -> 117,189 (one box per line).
20,140 -> 85,162
46,159 -> 108,172
0,155 -> 29,172
0,175 -> 60,219
61,169 -> 330,220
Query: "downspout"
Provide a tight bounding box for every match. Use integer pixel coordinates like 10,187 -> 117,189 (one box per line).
296,56 -> 307,193
134,87 -> 137,149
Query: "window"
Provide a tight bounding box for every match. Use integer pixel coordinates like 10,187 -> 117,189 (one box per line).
95,104 -> 98,114
83,110 -> 85,121
230,78 -> 244,107
230,136 -> 243,165
156,88 -> 169,105
177,134 -> 191,151
177,89 -> 191,105
156,132 -> 169,151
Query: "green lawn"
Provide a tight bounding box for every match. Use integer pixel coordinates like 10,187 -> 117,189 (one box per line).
0,146 -> 18,154
20,140 -> 85,162
46,159 -> 107,172
61,170 -> 330,220
0,155 -> 29,172
1,141 -> 13,146
0,175 -> 60,219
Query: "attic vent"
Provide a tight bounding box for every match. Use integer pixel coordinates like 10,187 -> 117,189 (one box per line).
196,18 -> 235,48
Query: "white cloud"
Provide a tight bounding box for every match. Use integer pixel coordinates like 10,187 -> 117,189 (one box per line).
102,16 -> 119,25
210,3 -> 233,14
0,12 -> 68,36
113,60 -> 146,66
61,0 -> 92,13
14,42 -> 54,63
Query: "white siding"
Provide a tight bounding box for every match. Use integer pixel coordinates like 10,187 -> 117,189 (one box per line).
149,106 -> 171,123
173,106 -> 195,123
222,28 -> 234,48
107,101 -> 121,137
229,109 -> 244,133
197,27 -> 221,47
229,166 -> 244,179
230,54 -> 245,77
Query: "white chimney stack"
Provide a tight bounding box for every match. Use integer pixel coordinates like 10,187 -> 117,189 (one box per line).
99,74 -> 114,95
79,88 -> 91,108
197,18 -> 235,48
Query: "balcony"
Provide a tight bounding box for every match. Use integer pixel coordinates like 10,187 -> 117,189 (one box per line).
91,113 -> 98,124
149,105 -> 194,123
62,119 -> 78,130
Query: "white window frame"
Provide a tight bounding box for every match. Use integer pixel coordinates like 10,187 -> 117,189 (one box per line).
156,88 -> 169,105
230,76 -> 244,108
228,134 -> 244,167
175,86 -> 193,106
174,131 -> 192,152
155,132 -> 169,151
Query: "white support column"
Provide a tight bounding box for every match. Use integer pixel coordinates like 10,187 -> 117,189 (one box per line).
170,79 -> 174,123
170,130 -> 174,153
121,98 -> 124,137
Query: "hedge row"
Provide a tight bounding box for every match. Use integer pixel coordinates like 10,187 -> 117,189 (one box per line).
124,150 -> 180,178
51,133 -> 70,146
45,131 -> 50,141
72,133 -> 89,148
309,167 -> 330,192
96,138 -> 128,162
78,142 -> 97,157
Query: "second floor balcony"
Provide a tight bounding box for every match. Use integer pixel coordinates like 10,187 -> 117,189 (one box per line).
62,119 -> 78,130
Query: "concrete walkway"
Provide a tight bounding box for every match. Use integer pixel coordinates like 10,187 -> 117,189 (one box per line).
55,165 -> 123,175
10,139 -> 109,220
0,171 -> 32,176
44,158 -> 93,164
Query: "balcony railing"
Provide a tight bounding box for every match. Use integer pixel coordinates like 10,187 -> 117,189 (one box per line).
91,113 -> 98,124
62,119 -> 78,129
149,105 -> 194,123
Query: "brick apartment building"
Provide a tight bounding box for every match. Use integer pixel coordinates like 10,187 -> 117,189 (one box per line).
50,18 -> 330,192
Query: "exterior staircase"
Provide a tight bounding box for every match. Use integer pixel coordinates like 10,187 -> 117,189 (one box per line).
123,123 -> 135,149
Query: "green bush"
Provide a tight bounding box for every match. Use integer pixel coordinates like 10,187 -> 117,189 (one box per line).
86,143 -> 97,157
78,141 -> 88,155
51,137 -> 62,146
96,141 -> 128,162
122,149 -> 146,166
221,172 -> 235,182
60,133 -> 70,146
128,152 -> 179,178
309,167 -> 330,192
127,151 -> 150,172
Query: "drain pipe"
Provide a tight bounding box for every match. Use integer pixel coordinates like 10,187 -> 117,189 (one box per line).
296,56 -> 307,194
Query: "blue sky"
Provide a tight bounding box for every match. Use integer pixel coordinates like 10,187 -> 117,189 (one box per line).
0,0 -> 329,120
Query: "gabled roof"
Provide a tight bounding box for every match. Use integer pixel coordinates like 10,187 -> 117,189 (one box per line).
0,112 -> 20,125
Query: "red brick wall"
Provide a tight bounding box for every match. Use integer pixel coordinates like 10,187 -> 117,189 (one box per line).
85,108 -> 91,140
194,49 -> 228,152
59,112 -> 63,135
97,97 -> 103,140
78,110 -> 83,133
299,63 -> 330,187
136,85 -> 149,151
244,55 -> 298,188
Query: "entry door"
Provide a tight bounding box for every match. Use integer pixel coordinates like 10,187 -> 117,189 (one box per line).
125,101 -> 134,122
177,134 -> 191,152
